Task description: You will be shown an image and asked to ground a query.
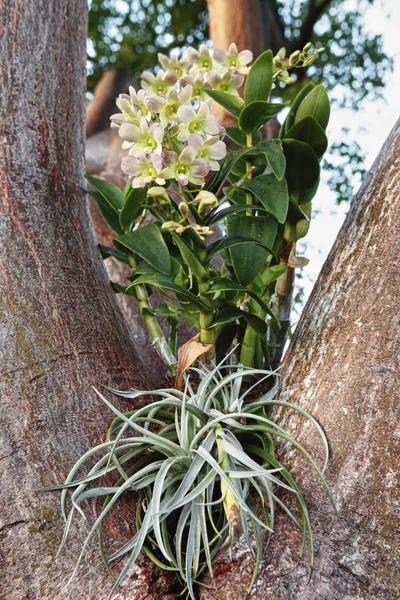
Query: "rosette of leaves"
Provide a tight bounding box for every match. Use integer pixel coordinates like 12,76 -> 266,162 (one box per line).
43,359 -> 335,599
89,47 -> 330,374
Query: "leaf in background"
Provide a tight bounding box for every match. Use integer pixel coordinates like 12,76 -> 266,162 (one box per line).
249,140 -> 286,181
227,214 -> 278,286
90,190 -> 124,235
115,223 -> 171,275
295,84 -> 330,131
86,175 -> 124,212
284,116 -> 328,158
207,236 -> 276,261
205,89 -> 244,117
282,139 -> 320,204
119,187 -> 147,232
98,244 -> 129,264
208,278 -> 278,322
211,307 -> 268,336
280,81 -> 316,138
239,174 -> 289,224
239,101 -> 286,134
244,49 -> 273,105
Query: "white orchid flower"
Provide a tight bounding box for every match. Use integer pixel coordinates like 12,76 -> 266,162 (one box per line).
147,85 -> 193,127
110,94 -> 141,130
159,146 -> 210,186
158,52 -> 192,78
213,43 -> 253,75
121,150 -> 165,188
177,100 -> 220,141
188,133 -> 226,171
180,74 -> 209,101
188,44 -> 216,76
141,70 -> 178,96
206,71 -> 244,96
118,117 -> 164,156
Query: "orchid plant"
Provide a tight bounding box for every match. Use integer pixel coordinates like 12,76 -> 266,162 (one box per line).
88,41 -> 329,379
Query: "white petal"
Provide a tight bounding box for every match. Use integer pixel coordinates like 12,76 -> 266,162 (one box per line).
119,123 -> 142,142
208,140 -> 226,160
202,115 -> 220,135
177,105 -> 196,125
149,153 -> 163,172
239,50 -> 253,65
213,48 -> 227,64
150,122 -> 164,143
162,150 -> 178,166
179,146 -> 195,163
192,158 -> 210,178
188,133 -> 204,152
179,84 -> 193,104
147,95 -> 166,112
121,156 -> 141,176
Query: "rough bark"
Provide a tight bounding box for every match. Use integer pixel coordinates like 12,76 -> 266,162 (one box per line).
200,119 -> 400,599
0,2 -> 174,598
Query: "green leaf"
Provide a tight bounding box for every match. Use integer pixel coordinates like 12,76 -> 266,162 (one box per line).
211,308 -> 268,336
227,214 -> 278,286
127,273 -> 209,310
207,203 -> 280,225
244,49 -> 273,105
206,147 -> 253,195
282,139 -> 320,204
205,89 -> 244,117
172,234 -> 208,281
207,235 -> 276,261
98,244 -> 129,264
239,174 -> 289,224
90,191 -> 124,235
239,101 -> 286,134
280,82 -> 316,138
115,224 -> 171,276
208,278 -> 277,321
225,126 -> 262,148
86,175 -> 124,212
287,200 -> 309,223
110,281 -> 138,297
249,140 -> 286,181
295,84 -> 330,131
119,187 -> 147,232
284,116 -> 328,158
284,202 -> 312,242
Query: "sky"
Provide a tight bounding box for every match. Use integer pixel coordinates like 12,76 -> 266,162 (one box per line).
300,0 -> 400,305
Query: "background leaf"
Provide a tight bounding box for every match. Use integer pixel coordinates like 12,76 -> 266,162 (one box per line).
115,224 -> 171,275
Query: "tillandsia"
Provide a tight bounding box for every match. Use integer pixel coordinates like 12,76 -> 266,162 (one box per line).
43,358 -> 337,600
88,41 -> 330,378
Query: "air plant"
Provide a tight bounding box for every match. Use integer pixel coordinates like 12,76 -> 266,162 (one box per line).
44,356 -> 335,599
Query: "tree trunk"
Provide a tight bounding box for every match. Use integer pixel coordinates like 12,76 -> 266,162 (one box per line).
0,2 -> 174,598
200,119 -> 400,599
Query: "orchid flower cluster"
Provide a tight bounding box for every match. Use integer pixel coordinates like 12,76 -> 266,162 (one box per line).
109,43 -> 253,190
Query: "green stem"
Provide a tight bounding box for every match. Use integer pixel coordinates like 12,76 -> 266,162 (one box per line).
245,133 -> 253,216
197,249 -> 216,362
128,255 -> 177,376
268,265 -> 295,370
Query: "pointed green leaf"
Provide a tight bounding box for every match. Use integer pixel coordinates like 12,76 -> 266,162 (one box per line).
249,140 -> 286,180
119,187 -> 147,232
239,101 -> 286,134
172,234 -> 208,281
205,89 -> 244,117
244,49 -> 273,105
90,190 -> 123,235
282,139 -> 320,204
207,203 -> 279,225
86,175 -> 124,212
285,116 -> 328,158
295,84 -> 330,130
205,147 -> 253,195
280,81 -> 316,138
127,273 -> 209,310
239,174 -> 289,224
227,214 -> 278,286
115,224 -> 171,275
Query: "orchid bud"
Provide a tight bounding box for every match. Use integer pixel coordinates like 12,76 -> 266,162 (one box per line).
303,42 -> 312,53
178,202 -> 189,219
161,221 -> 182,232
147,187 -> 171,203
194,191 -> 219,213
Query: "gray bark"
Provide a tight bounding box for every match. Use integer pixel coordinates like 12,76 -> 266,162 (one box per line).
0,1 -> 173,598
200,119 -> 400,599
